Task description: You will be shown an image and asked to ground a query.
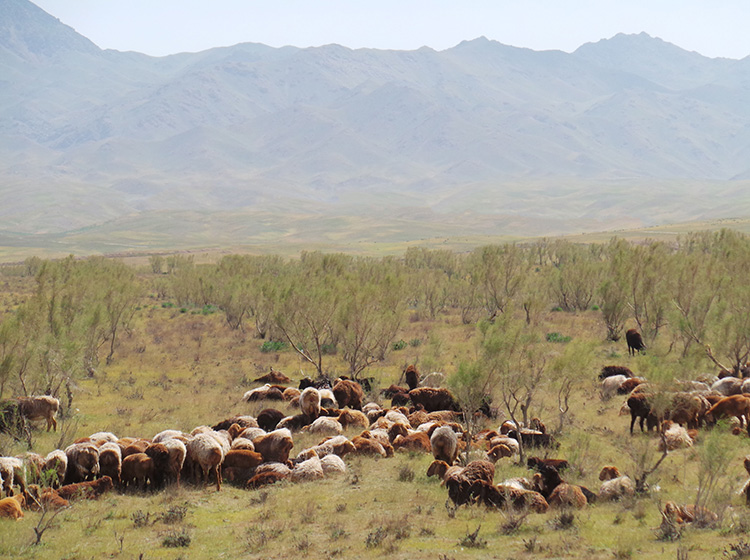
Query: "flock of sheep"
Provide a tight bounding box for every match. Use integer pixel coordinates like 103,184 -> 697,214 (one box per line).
2,354 -> 750,528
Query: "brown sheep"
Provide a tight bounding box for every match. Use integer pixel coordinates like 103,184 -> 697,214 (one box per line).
706,395 -> 750,429
223,449 -> 263,471
145,443 -> 171,489
548,483 -> 588,509
337,408 -> 369,430
121,454 -> 154,491
253,368 -> 291,384
486,444 -> 513,462
527,457 -> 569,473
471,481 -> 549,513
253,428 -> 294,464
351,435 -> 389,457
333,380 -> 364,410
98,443 -> 122,487
64,443 -> 100,484
246,471 -> 287,489
17,395 -> 60,432
392,432 -> 432,453
257,409 -> 285,432
121,440 -> 150,458
430,425 -> 459,465
0,497 -> 24,520
663,501 -> 718,526
23,485 -> 69,511
409,387 -> 460,412
404,365 -> 419,390
626,329 -> 646,356
599,466 -> 621,481
57,476 -> 113,501
599,365 -> 634,380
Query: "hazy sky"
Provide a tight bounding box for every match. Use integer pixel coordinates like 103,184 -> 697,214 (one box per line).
31,0 -> 750,59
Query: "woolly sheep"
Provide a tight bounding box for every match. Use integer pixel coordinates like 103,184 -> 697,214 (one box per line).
600,375 -> 628,400
253,428 -> 294,464
319,388 -> 338,408
0,497 -> 24,520
43,450 -> 67,488
658,421 -> 694,451
711,377 -> 743,396
153,429 -> 186,443
64,443 -> 100,484
430,425 -> 459,465
291,455 -> 325,483
231,437 -> 256,451
162,438 -> 187,486
89,431 -> 118,444
0,457 -> 25,497
98,442 -> 123,487
599,476 -> 635,501
305,416 -> 343,435
320,454 -> 347,476
17,395 -> 59,432
299,387 -> 322,419
186,433 -> 224,491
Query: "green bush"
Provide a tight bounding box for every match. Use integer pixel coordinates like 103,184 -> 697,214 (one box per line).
260,340 -> 288,353
409,338 -> 422,347
392,339 -> 408,351
546,332 -> 571,343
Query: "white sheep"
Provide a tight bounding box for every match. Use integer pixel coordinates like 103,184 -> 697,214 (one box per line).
98,442 -> 123,486
600,375 -> 627,400
319,388 -> 338,408
599,476 -> 636,501
186,433 -> 224,491
305,416 -> 343,435
658,421 -> 694,451
430,425 -> 459,464
291,455 -> 325,483
89,431 -> 118,444
384,410 -> 410,426
320,454 -> 347,476
238,427 -> 267,441
43,449 -> 67,487
0,457 -> 25,496
231,437 -> 256,451
162,438 -> 187,486
153,429 -> 186,443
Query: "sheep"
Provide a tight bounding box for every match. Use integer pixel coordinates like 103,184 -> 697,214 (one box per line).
43,449 -> 67,488
283,387 -> 301,401
305,416 -> 343,435
430,425 -> 459,465
23,485 -> 69,511
0,457 -> 25,497
253,368 -> 292,384
296,436 -> 356,462
320,454 -> 347,476
419,372 -> 445,388
443,460 -> 496,507
627,393 -> 657,434
527,457 -> 569,473
121,439 -> 150,458
277,414 -> 312,432
17,395 -> 60,432
409,387 -> 460,412
471,482 -> 549,513
601,375 -> 628,400
257,409 -> 285,432
332,379 -> 364,410
238,427 -> 267,441
486,444 -> 514,462
98,442 -> 122,487
404,365 -> 419,390
231,437 -> 256,451
392,432 -> 431,453
351,434 -> 389,457
221,450 -> 263,484
64,443 -> 100,485
299,387 -> 322,420
706,394 -> 750,428
121,453 -> 154,491
489,436 -> 520,455
145,443 -> 171,489
247,470 -> 288,489
211,416 -> 259,431
626,329 -> 646,356
663,501 -> 718,527
186,433 -> 224,491
548,483 -> 588,509
599,466 -> 621,480
599,475 -> 635,501
56,476 -> 113,500
319,388 -> 338,409
18,452 -> 44,485
162,438 -> 187,487
506,429 -> 557,449
657,421 -> 694,451
291,455 -> 325,483
599,365 -> 634,380
243,384 -> 285,402
88,431 -> 118,444
618,378 -> 644,395
337,408 -> 369,430
711,377 -> 743,396
252,428 -> 294,464
0,497 -> 24,520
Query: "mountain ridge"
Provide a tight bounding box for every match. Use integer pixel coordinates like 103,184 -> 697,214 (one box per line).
2,0 -> 750,251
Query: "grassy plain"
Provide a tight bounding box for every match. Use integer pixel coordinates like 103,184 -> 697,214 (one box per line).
1,270 -> 750,559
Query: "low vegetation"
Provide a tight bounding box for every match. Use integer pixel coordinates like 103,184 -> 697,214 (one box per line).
1,231 -> 750,558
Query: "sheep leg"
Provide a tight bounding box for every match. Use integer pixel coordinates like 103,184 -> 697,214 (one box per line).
630,413 -> 637,434
214,464 -> 221,492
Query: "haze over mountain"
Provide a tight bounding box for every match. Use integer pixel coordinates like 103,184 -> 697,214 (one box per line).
2,0 -> 750,254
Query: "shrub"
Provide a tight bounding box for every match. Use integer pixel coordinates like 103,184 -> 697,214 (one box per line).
546,332 -> 572,343
458,526 -> 487,548
409,338 -> 422,347
392,339 -> 408,351
260,340 -> 288,353
162,529 -> 191,548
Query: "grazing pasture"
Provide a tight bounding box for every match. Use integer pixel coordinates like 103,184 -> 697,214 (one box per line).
2,235 -> 750,558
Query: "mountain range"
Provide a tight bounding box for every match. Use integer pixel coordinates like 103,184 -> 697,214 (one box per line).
2,0 -> 750,254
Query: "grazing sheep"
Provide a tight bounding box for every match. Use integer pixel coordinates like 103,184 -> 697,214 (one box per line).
186,433 -> 224,491
299,387 -> 322,419
319,389 -> 338,409
419,372 -> 445,388
599,466 -> 621,481
472,481 -> 549,513
305,416 -> 343,435
257,409 -> 285,432
223,449 -> 263,471
121,454 -> 154,491
231,437 -> 256,451
706,394 -> 750,428
548,483 -> 588,509
243,384 -> 285,402
253,368 -> 292,384
145,443 -> 171,489
626,329 -> 646,356
23,485 -> 69,511
601,375 -> 628,400
486,444 -> 514,462
627,393 -> 657,434
253,428 -> 294,464
98,442 -> 123,487
337,408 -> 369,430
57,476 -> 113,500
430,425 -> 459,464
489,436 -> 520,455
527,457 -> 569,473
507,429 -> 557,449
0,497 -> 24,520
599,475 -> 635,501
64,443 -> 100,485
393,431 -> 432,453
283,387 -> 301,401
711,377 -> 743,396
320,454 -> 347,476
247,471 -> 288,489
0,457 -> 25,497
663,501 -> 718,526
618,378 -> 644,395
296,436 -> 356,462
658,421 -> 694,451
211,416 -> 259,432
599,365 -> 633,380
88,431 -> 118,444
152,430 -> 185,443
121,440 -> 150,458
291,455 -> 325,483
351,435 -> 389,457
43,450 -> 67,488
162,438 -> 187,487
332,380 -> 365,410
409,387 -> 460,413
276,414 -> 311,432
17,395 -> 60,432
404,365 -> 419,390
443,460 -> 496,507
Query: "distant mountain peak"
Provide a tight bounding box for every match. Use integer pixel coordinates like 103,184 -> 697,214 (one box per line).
0,0 -> 100,62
